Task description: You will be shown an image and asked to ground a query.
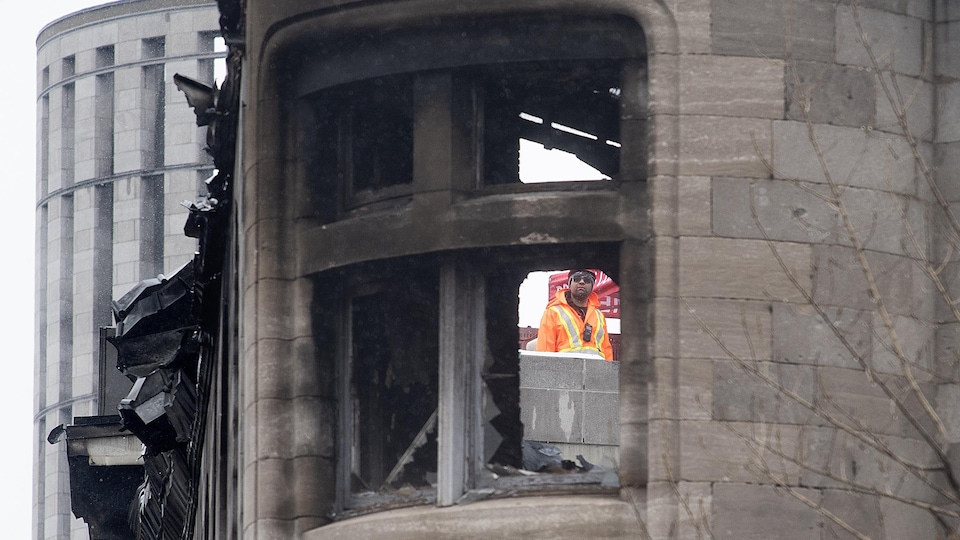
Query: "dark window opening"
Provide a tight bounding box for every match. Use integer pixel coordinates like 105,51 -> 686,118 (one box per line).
62,55 -> 75,79
479,61 -> 621,185
349,272 -> 439,494
142,37 -> 165,60
95,46 -> 115,69
313,75 -> 415,215
307,61 -> 624,223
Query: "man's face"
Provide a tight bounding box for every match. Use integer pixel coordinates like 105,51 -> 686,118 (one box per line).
569,271 -> 595,301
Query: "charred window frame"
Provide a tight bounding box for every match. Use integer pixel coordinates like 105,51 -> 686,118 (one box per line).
303,16 -> 644,223
295,13 -> 646,516
327,247 -> 621,515
316,75 -> 416,212
477,60 -> 622,186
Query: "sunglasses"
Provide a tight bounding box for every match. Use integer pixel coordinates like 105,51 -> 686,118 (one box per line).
570,272 -> 595,283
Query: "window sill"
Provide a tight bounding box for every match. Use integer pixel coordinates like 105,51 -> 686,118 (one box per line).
310,493 -> 641,539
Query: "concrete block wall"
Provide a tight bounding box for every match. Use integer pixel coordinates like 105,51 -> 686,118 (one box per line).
34,2 -> 221,539
519,352 -> 620,465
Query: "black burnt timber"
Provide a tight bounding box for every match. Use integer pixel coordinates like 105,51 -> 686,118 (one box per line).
52,417 -> 144,540
125,3 -> 243,537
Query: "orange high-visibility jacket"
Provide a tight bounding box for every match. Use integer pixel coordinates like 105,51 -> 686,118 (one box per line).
536,289 -> 614,361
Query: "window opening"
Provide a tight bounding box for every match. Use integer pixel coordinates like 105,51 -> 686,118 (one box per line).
312,75 -> 415,215
517,270 -> 621,472
480,61 -> 621,185
346,267 -> 439,498
332,251 -> 622,515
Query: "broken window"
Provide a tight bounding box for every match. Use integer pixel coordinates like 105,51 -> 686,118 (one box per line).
346,270 -> 438,495
297,12 -> 645,516
303,15 -> 644,222
479,61 -> 621,185
328,247 -> 622,514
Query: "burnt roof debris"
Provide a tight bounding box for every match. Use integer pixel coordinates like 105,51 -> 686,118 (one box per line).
118,368 -> 198,455
46,417 -> 145,540
109,262 -> 199,377
173,74 -> 217,127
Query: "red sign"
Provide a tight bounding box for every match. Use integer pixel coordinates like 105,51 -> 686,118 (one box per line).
548,270 -> 620,317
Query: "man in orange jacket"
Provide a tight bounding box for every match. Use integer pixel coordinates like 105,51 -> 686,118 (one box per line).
536,269 -> 614,361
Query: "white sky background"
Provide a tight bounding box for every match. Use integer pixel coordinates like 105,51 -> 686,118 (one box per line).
0,2 -> 112,537
0,3 -> 613,536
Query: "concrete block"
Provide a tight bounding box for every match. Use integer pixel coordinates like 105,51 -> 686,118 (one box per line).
939,82 -> 960,143
674,482 -> 712,538
678,176 -> 712,236
937,21 -> 960,79
678,298 -> 772,361
648,357 -> 680,420
582,391 -> 619,445
785,61 -> 875,127
712,0 -> 835,61
870,312 -> 934,378
712,360 -> 816,424
874,73 -> 934,140
939,0 -> 960,22
820,489 -> 883,539
814,365 -> 914,435
583,358 -> 619,392
679,421 -> 801,484
255,458 -> 298,520
838,186 -> 928,257
712,177 -> 840,243
520,388 -> 583,444
772,303 -> 871,368
679,237 -> 811,302
865,0 -> 933,19
811,245 -> 928,316
672,0 -> 711,53
934,322 -> 960,381
878,497 -> 942,540
773,121 -> 918,195
677,358 -> 713,420
935,142 -> 960,201
678,55 -> 784,118
678,115 -> 772,178
649,176 -> 677,237
836,6 -> 924,77
711,483 -> 821,540
653,232 -> 677,301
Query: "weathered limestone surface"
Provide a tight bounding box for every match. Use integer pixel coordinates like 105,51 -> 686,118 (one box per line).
772,121 -> 919,195
711,0 -> 835,61
678,56 -> 783,118
712,177 -> 839,243
677,116 -> 772,178
785,61 -> 876,127
679,237 -> 811,302
836,5 -> 924,77
771,303 -> 871,369
711,484 -> 821,539
940,82 -> 960,143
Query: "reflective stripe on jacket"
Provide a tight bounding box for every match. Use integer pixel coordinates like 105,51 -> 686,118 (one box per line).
536,289 -> 614,361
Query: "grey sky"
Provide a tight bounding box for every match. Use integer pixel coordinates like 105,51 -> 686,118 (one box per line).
0,1 -> 108,537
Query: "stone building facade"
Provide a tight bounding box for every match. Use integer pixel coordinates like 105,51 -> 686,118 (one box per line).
228,0 -> 960,538
39,0 -> 960,538
34,2 -> 221,538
